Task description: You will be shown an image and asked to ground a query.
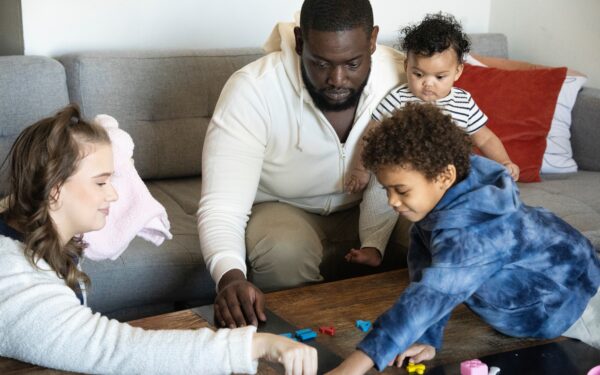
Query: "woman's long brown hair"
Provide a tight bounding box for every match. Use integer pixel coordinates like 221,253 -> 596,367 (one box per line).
3,105 -> 110,291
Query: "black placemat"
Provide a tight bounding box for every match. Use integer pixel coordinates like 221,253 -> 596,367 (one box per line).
191,305 -> 343,373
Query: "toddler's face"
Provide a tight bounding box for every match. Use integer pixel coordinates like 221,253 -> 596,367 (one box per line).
405,48 -> 463,102
376,164 -> 453,222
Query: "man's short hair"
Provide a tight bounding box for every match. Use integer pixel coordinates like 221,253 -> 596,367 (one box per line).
300,0 -> 374,38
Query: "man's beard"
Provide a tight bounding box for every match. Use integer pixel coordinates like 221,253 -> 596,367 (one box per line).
301,63 -> 370,112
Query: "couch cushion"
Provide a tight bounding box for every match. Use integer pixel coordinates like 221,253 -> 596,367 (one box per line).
0,56 -> 70,193
60,50 -> 263,180
82,177 -> 215,320
519,171 -> 600,249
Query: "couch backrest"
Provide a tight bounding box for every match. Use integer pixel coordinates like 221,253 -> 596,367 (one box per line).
0,33 -> 508,185
59,49 -> 263,180
0,56 -> 70,194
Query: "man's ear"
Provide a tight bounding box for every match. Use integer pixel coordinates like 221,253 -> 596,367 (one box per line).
294,27 -> 303,56
369,26 -> 379,54
437,164 -> 457,190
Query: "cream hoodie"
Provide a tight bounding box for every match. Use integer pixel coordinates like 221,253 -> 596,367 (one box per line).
198,21 -> 405,285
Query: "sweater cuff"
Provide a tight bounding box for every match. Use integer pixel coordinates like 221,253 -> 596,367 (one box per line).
212,257 -> 248,289
227,325 -> 258,374
357,329 -> 401,371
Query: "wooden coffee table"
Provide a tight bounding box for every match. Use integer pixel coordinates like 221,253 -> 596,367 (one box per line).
2,269 -> 599,374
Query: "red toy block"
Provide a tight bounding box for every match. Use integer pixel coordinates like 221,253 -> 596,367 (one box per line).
318,326 -> 335,336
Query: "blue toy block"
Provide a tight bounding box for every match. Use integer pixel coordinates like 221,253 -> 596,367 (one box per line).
295,328 -> 313,336
297,330 -> 317,342
355,320 -> 372,332
279,333 -> 293,339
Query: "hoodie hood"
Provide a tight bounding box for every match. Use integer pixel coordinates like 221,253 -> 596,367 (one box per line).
419,155 -> 521,231
263,16 -> 304,96
263,15 -> 310,150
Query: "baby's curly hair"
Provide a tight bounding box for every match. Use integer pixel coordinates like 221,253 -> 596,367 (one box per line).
401,12 -> 470,63
362,103 -> 472,182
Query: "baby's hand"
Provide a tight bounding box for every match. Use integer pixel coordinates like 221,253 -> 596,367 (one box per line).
503,161 -> 520,181
345,168 -> 371,194
388,343 -> 436,368
345,247 -> 382,267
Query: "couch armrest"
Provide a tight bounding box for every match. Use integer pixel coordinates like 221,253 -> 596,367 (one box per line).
571,87 -> 600,172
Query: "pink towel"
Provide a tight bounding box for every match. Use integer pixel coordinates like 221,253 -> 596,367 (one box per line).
83,115 -> 172,261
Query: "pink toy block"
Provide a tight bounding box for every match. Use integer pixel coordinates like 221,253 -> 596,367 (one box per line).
318,326 -> 335,336
460,359 -> 488,375
588,365 -> 600,375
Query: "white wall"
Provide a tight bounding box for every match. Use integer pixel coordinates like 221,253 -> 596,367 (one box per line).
489,0 -> 600,88
22,0 -> 490,55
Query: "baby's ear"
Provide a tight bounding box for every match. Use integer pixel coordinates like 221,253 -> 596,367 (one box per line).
454,63 -> 464,82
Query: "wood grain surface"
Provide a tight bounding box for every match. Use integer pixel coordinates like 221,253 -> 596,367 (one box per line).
0,269 -> 564,374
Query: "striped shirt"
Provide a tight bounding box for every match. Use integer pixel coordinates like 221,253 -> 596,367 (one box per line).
372,84 -> 488,134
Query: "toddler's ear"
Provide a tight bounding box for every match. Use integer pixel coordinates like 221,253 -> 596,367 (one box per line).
438,165 -> 457,189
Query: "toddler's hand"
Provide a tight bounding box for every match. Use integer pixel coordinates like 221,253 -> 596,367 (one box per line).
503,161 -> 520,181
252,332 -> 317,375
345,168 -> 371,194
388,343 -> 436,368
345,247 -> 382,267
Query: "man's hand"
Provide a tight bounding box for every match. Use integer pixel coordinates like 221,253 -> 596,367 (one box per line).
388,343 -> 436,368
215,269 -> 266,328
345,247 -> 382,267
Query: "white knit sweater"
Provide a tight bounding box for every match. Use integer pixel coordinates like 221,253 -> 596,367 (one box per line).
0,236 -> 257,374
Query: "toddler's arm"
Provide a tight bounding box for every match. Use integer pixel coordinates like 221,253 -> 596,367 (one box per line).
471,127 -> 520,180
325,350 -> 374,375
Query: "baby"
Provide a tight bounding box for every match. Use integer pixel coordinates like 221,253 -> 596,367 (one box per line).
345,12 -> 519,194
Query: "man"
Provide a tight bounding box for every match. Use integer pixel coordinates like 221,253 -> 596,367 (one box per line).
198,0 -> 407,328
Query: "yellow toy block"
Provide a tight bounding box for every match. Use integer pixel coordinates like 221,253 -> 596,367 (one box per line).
406,362 -> 426,374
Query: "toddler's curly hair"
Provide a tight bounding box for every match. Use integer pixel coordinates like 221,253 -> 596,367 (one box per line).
401,12 -> 470,63
362,103 -> 472,182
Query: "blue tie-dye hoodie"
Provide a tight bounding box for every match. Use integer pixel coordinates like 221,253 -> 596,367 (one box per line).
358,155 -> 600,371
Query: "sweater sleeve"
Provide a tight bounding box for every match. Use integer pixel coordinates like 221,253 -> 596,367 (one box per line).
0,239 -> 258,375
197,72 -> 270,285
358,176 -> 398,255
357,229 -> 504,371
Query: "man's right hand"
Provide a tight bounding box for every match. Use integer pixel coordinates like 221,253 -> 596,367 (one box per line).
215,269 -> 267,328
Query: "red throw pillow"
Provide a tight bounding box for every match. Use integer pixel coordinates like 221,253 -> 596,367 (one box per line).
456,64 -> 567,182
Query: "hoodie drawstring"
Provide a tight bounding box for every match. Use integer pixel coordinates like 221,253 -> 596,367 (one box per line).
296,59 -> 304,152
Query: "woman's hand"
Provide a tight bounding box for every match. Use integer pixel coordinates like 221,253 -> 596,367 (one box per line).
252,333 -> 317,375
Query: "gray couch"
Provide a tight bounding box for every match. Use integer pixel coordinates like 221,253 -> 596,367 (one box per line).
1,34 -> 599,321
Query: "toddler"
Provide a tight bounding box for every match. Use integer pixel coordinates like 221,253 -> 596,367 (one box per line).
330,103 -> 599,374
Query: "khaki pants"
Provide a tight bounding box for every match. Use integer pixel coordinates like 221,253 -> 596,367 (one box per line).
245,202 -> 410,292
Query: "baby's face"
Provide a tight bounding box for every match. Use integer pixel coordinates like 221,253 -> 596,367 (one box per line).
405,49 -> 463,102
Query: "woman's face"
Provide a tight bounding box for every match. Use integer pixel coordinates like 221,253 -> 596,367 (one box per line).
50,142 -> 118,243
